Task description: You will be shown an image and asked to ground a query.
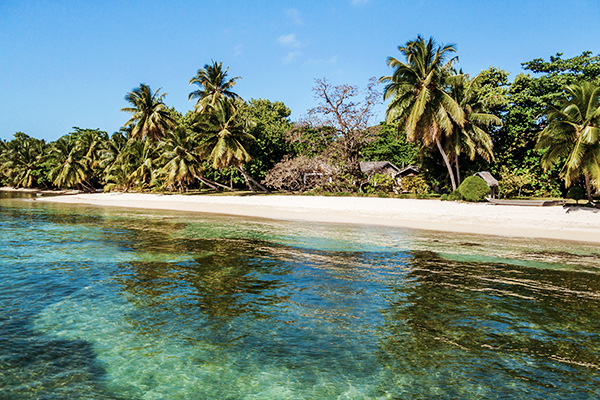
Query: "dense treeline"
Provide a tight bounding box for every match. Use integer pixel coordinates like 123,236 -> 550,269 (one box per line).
1,41 -> 599,201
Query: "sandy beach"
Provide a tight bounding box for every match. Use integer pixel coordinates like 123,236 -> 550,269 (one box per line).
32,192 -> 600,243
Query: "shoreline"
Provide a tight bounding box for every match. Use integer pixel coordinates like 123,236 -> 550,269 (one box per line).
34,192 -> 600,244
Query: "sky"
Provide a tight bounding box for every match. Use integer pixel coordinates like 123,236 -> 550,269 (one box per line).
1,0 -> 599,142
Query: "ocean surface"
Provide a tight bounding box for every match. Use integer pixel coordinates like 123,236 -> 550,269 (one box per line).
1,191 -> 600,399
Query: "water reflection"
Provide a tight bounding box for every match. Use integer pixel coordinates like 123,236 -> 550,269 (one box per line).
113,238 -> 291,322
378,251 -> 600,398
3,195 -> 600,398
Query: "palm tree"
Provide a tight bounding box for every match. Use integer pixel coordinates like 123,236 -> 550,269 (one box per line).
189,61 -> 241,113
1,136 -> 47,188
48,136 -> 93,190
158,127 -> 204,191
380,36 -> 465,190
446,73 -> 502,184
120,84 -> 175,141
195,99 -> 268,192
536,82 -> 600,202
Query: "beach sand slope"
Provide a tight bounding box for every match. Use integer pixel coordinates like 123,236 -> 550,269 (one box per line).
36,193 -> 600,243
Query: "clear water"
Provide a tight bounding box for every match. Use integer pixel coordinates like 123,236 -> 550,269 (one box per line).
1,191 -> 600,399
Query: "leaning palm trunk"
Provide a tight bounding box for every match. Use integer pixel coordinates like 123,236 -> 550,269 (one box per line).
196,175 -> 236,192
235,166 -> 269,193
437,139 -> 457,190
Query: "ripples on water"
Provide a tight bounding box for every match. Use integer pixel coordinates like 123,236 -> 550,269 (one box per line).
1,192 -> 599,399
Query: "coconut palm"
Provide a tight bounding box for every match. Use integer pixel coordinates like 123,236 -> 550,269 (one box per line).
446,73 -> 502,184
1,136 -> 47,188
380,36 -> 465,190
536,82 -> 600,202
120,84 -> 175,141
48,136 -> 93,190
195,99 -> 268,192
189,61 -> 241,113
158,127 -> 204,191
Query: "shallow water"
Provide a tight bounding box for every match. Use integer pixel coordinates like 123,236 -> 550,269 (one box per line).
1,192 -> 600,399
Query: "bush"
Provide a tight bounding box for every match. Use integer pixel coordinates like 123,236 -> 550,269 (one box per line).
440,194 -> 448,201
567,186 -> 585,204
370,173 -> 395,193
458,176 -> 490,202
400,176 -> 429,194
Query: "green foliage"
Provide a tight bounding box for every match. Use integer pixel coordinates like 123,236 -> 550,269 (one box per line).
0,132 -> 51,188
536,82 -> 600,200
497,167 -> 534,198
400,175 -> 429,194
381,35 -> 463,190
189,61 -> 241,113
457,176 -> 489,202
492,52 -> 600,198
370,173 -> 395,192
440,190 -> 463,201
241,99 -> 293,180
567,186 -> 585,204
120,84 -> 174,141
449,190 -> 463,201
360,122 -> 418,167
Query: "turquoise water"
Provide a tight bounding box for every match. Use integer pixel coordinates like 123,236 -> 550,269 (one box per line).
1,192 -> 600,399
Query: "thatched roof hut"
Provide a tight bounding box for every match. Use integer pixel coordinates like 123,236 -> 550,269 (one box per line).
360,161 -> 401,177
360,162 -> 420,178
474,171 -> 499,199
398,165 -> 420,178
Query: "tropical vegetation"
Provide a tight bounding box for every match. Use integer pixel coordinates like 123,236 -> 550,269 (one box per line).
1,46 -> 599,203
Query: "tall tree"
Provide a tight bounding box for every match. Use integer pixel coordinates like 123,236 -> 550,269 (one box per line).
495,52 -> 600,197
189,61 -> 241,113
446,73 -> 503,184
0,133 -> 48,188
48,135 -> 91,190
381,36 -> 465,190
195,99 -> 268,192
158,127 -> 204,191
536,82 -> 600,202
120,84 -> 175,141
300,78 -> 380,176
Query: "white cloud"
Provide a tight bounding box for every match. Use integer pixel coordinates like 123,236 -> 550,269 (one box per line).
283,51 -> 301,64
277,33 -> 301,48
286,8 -> 303,25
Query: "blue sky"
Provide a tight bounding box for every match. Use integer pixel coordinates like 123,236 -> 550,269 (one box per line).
1,0 -> 599,141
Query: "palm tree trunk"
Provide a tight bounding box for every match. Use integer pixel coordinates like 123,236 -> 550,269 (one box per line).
236,166 -> 270,193
436,139 -> 457,190
584,170 -> 594,203
455,157 -> 461,186
196,176 -> 237,192
236,166 -> 256,192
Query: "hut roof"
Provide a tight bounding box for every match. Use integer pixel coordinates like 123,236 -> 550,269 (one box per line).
398,165 -> 420,177
359,161 -> 401,176
474,171 -> 499,187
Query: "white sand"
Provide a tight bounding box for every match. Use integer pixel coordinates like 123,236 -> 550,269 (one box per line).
36,192 -> 600,243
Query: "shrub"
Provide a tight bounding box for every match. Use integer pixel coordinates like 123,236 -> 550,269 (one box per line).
370,173 -> 395,193
567,186 -> 585,204
458,176 -> 490,202
440,194 -> 448,201
448,189 -> 463,201
400,175 -> 429,194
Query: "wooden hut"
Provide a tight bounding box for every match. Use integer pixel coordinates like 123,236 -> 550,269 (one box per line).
474,171 -> 499,199
360,162 -> 420,178
397,165 -> 420,178
359,161 -> 402,177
